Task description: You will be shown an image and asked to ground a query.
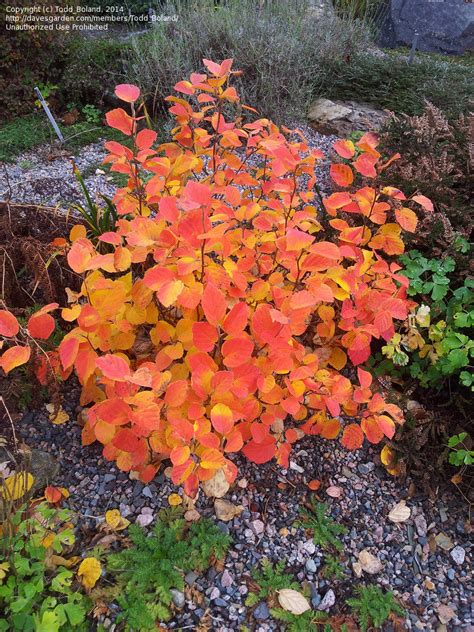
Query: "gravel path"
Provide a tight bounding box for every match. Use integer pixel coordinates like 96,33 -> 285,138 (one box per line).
20,389 -> 472,632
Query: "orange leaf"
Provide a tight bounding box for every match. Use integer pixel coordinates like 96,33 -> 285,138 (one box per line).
0,345 -> 31,374
105,108 -> 134,136
136,129 -> 157,150
59,337 -> 80,370
192,322 -> 218,352
210,403 -> 234,434
412,194 -> 433,212
222,302 -> 249,336
395,207 -> 418,232
27,313 -> 55,340
308,479 -> 321,491
341,424 -> 364,450
45,486 -> 62,504
0,310 -> 19,337
96,354 -> 130,381
201,283 -> 227,326
330,163 -> 353,187
353,154 -> 377,178
333,140 -> 355,159
320,418 -> 341,440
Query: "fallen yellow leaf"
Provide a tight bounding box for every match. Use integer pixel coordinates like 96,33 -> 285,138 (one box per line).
45,404 -> 69,425
105,509 -> 130,531
1,472 -> 34,501
168,493 -> 182,507
78,557 -> 102,590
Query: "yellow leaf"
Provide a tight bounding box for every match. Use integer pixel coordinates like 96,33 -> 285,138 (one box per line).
1,472 -> 34,501
105,509 -> 130,531
78,557 -> 102,590
41,532 -> 55,549
168,493 -> 182,507
0,562 -> 9,582
45,404 -> 69,425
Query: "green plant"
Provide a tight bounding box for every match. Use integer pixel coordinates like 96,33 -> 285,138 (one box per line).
296,501 -> 347,552
271,607 -> 327,631
346,585 -> 404,632
246,559 -> 299,607
34,83 -> 59,108
71,164 -> 119,239
106,507 -> 230,629
381,250 -> 473,389
81,104 -> 102,125
321,554 -> 345,580
0,501 -> 89,631
448,432 -> 474,467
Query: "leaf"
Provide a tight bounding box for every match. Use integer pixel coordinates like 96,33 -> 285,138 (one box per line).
333,139 -> 355,159
308,479 -> 321,491
27,312 -> 55,339
210,403 -> 234,434
0,345 -> 31,373
214,498 -> 244,521
105,108 -> 134,136
395,207 -> 418,232
168,493 -> 183,506
277,589 -> 311,615
358,549 -> 383,574
45,486 -> 62,504
330,163 -> 354,187
202,469 -> 229,498
412,194 -> 434,212
0,310 -> 19,337
1,472 -> 34,501
96,354 -> 131,380
341,424 -> 364,450
201,283 -> 227,326
105,509 -> 130,531
77,557 -> 102,589
388,500 -> 411,523
115,84 -> 140,103
46,404 -> 69,425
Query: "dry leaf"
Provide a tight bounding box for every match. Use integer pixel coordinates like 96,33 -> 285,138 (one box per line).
202,469 -> 229,498
168,493 -> 183,506
326,485 -> 343,498
277,588 -> 311,615
184,509 -> 201,522
48,555 -> 81,569
358,549 -> 383,574
45,404 -> 69,425
388,500 -> 411,523
77,557 -> 102,589
437,604 -> 456,624
214,499 -> 244,522
1,472 -> 34,501
308,479 -> 321,491
105,509 -> 130,531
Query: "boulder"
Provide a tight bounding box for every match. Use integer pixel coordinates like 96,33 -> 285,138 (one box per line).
308,98 -> 389,135
379,0 -> 474,55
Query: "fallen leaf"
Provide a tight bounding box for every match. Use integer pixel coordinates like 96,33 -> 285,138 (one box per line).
352,562 -> 363,578
45,486 -> 62,504
388,500 -> 411,523
435,532 -> 454,551
326,485 -> 343,498
214,498 -> 244,522
168,493 -> 183,506
437,604 -> 456,624
49,555 -> 81,569
45,404 -> 69,425
77,557 -> 102,589
358,549 -> 383,574
277,588 -> 311,615
202,469 -> 229,498
105,509 -> 130,531
184,509 -> 201,522
308,479 -> 321,491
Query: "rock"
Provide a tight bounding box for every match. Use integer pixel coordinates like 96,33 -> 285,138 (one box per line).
135,513 -> 154,527
170,589 -> 185,609
308,98 -> 388,136
414,514 -> 427,538
357,462 -> 375,475
446,568 -> 456,581
450,546 -> 465,565
209,586 -> 220,600
29,449 -> 59,491
142,486 -> 153,499
103,474 -> 116,484
250,519 -> 265,535
352,562 -> 363,578
437,604 -> 456,625
358,550 -> 383,574
318,589 -> 336,611
202,469 -> 229,498
305,559 -> 317,574
253,601 -> 270,620
185,571 -> 198,586
435,532 -> 454,551
221,569 -> 234,588
379,0 -> 474,55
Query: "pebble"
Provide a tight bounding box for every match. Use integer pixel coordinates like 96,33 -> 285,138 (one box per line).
450,546 -> 465,565
318,589 -> 336,611
305,559 -> 317,573
357,463 -> 375,475
250,520 -> 265,535
185,571 -> 198,586
170,589 -> 185,609
253,602 -> 270,620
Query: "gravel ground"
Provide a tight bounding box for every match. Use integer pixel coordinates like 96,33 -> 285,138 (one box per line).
20,389 -> 472,632
0,122 -> 335,209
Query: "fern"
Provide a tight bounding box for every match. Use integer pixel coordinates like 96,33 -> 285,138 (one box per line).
296,500 -> 347,552
245,559 -> 299,607
346,585 -> 405,632
321,554 -> 345,580
271,608 -> 327,631
108,508 -> 230,629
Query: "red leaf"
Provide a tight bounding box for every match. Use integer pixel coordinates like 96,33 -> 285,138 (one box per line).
0,310 -> 19,337
136,128 -> 157,150
341,424 -> 364,450
330,163 -> 354,187
242,438 -> 276,464
0,345 -> 31,374
27,313 -> 55,340
222,302 -> 249,336
45,486 -> 62,504
201,283 -> 227,326
412,194 -> 433,213
192,322 -> 218,352
59,337 -> 80,370
96,354 -> 131,381
210,403 -> 234,434
105,108 -> 134,136
113,428 -> 140,452
333,139 -> 355,158
114,84 -> 140,103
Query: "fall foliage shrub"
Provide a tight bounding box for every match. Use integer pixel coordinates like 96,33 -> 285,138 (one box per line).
0,59 -> 434,497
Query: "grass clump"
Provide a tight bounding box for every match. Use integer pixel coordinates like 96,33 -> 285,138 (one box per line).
296,500 -> 348,552
106,507 -> 230,630
346,585 -> 404,631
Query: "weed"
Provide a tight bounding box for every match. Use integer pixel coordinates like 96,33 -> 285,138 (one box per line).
321,554 -> 346,580
106,507 -> 230,629
246,559 -> 299,607
296,500 -> 348,552
346,585 -> 404,631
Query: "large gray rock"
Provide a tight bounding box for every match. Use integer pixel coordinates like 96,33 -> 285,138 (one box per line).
380,0 -> 474,55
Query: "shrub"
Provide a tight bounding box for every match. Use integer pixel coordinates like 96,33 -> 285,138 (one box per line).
2,60 -> 432,496
124,0 -> 375,121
